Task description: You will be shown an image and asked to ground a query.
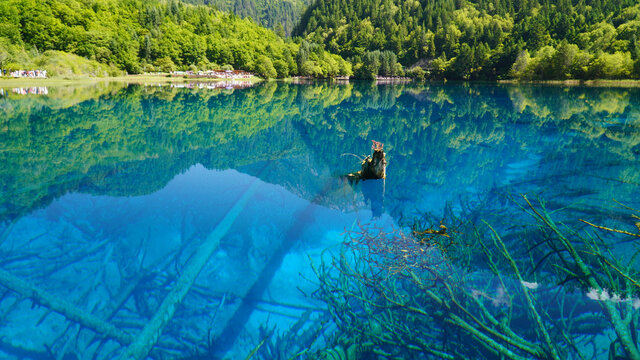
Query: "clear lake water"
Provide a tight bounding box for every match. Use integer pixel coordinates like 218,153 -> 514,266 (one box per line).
1,81 -> 640,359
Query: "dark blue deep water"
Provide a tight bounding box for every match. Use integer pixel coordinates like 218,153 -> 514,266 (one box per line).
1,81 -> 640,359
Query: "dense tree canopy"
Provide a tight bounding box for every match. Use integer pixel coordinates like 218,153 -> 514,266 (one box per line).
183,0 -> 313,35
294,0 -> 640,79
2,0 -> 640,79
0,0 -> 350,78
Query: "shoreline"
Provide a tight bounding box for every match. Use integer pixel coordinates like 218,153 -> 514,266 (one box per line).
0,74 -> 263,87
3,74 -> 640,88
497,79 -> 640,87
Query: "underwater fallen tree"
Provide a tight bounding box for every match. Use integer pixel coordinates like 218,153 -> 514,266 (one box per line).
309,196 -> 640,359
0,268 -> 134,346
121,178 -> 261,360
211,173 -> 343,358
0,214 -> 210,359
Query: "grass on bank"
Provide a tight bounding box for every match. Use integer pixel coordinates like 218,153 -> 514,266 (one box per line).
2,47 -> 123,77
1,41 -> 262,85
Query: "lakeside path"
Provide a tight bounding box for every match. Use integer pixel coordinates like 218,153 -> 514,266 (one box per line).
4,75 -> 640,88
0,74 -> 263,87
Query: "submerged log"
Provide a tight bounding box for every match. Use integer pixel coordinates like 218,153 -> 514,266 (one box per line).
211,180 -> 335,357
348,141 -> 387,182
0,268 -> 134,346
120,177 -> 260,360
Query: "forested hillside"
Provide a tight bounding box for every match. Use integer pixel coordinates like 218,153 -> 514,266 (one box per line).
294,0 -> 640,80
3,0 -> 639,80
184,0 -> 312,35
0,0 -> 350,78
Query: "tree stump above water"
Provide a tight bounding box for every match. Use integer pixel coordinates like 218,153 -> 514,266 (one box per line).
348,141 -> 387,181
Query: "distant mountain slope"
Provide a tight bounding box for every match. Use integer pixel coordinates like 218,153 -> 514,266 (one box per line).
293,0 -> 640,80
0,0 -> 348,78
183,0 -> 312,35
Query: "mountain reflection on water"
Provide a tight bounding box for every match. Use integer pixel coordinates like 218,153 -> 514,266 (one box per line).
0,81 -> 639,359
3,82 -> 639,221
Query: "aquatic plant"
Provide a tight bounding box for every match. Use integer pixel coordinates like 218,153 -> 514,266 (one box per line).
310,197 -> 640,359
252,311 -> 329,359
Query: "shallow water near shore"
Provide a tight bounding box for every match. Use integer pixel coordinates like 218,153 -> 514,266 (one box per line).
0,81 -> 639,359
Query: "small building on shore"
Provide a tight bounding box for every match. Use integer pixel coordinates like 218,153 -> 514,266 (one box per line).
7,70 -> 48,78
171,70 -> 254,79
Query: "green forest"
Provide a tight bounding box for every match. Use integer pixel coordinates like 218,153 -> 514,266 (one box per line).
184,0 -> 312,35
1,0 -> 640,79
295,0 -> 640,80
0,0 -> 350,78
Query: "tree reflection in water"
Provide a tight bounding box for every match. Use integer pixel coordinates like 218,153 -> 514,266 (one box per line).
0,82 -> 639,359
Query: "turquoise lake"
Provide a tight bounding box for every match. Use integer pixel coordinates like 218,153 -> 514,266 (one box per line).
1,81 -> 640,359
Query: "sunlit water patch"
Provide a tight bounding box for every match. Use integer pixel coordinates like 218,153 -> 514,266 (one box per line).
0,82 -> 639,359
